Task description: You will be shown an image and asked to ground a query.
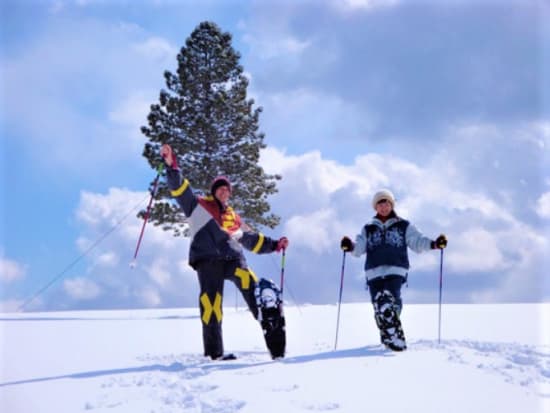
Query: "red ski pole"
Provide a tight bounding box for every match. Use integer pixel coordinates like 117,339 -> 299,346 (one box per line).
130,164 -> 164,268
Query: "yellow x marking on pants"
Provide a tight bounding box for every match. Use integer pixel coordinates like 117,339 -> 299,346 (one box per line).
200,292 -> 222,324
234,267 -> 259,290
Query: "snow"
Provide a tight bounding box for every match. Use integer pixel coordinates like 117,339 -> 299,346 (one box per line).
1,303 -> 549,413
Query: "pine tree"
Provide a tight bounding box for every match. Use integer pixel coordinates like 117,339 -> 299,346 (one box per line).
141,21 -> 281,236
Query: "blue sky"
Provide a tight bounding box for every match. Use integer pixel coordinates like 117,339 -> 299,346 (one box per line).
1,0 -> 549,312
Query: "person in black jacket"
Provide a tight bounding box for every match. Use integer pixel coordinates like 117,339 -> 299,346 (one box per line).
160,144 -> 288,360
341,189 -> 447,351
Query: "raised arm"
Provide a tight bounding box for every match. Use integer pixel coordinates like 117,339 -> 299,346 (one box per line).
160,144 -> 197,217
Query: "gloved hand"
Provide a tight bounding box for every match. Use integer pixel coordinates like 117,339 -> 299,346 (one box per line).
160,144 -> 179,169
431,234 -> 448,249
276,236 -> 289,252
340,236 -> 354,252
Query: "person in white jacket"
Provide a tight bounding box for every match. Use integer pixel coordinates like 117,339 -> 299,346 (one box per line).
340,189 -> 447,351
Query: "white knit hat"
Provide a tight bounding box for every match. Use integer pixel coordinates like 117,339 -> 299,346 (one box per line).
372,189 -> 395,210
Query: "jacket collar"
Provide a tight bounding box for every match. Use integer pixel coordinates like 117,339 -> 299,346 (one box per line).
371,211 -> 400,227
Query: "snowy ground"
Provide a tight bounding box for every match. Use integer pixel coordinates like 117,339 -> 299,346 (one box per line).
1,302 -> 549,413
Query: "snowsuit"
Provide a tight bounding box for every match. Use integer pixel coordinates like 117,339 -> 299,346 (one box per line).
351,213 -> 432,314
165,167 -> 280,359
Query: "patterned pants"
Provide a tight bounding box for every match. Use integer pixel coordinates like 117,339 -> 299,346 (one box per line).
195,259 -> 259,359
367,275 -> 406,315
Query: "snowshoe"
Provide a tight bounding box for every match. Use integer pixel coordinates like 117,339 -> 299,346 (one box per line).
211,353 -> 237,361
255,278 -> 286,359
373,290 -> 407,351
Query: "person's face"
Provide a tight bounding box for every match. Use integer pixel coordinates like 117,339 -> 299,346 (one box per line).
214,185 -> 231,204
375,199 -> 392,217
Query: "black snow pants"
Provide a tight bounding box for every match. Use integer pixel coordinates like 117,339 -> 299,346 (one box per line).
195,259 -> 260,359
367,275 -> 406,315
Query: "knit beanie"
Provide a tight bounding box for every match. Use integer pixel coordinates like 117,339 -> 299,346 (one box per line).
210,175 -> 232,195
372,189 -> 395,210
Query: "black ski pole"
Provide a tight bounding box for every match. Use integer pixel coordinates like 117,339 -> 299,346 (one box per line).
130,163 -> 164,268
334,250 -> 347,350
280,249 -> 286,297
437,248 -> 444,344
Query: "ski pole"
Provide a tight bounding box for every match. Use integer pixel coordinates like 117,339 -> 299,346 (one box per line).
437,248 -> 444,344
280,249 -> 286,297
334,250 -> 347,350
130,163 -> 164,268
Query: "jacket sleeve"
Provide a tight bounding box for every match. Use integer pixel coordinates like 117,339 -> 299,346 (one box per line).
239,231 -> 279,254
165,167 -> 198,217
352,226 -> 367,257
406,223 -> 433,253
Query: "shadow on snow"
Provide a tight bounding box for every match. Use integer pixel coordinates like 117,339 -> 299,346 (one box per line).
2,339 -> 548,397
0,345 -> 389,388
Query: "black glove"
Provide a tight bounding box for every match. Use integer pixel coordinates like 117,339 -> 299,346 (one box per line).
340,236 -> 354,252
431,234 -> 448,249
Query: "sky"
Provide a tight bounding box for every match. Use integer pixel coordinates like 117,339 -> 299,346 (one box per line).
1,303 -> 548,412
0,0 -> 549,312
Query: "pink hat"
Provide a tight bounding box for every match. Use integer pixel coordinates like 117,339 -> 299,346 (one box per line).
210,176 -> 232,195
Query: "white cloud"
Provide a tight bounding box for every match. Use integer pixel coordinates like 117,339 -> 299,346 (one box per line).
331,0 -> 400,13
76,188 -> 150,228
536,192 -> 550,219
523,121 -> 550,149
284,209 -> 339,254
132,36 -> 177,61
147,258 -> 172,287
64,277 -> 101,300
446,228 -> 506,273
108,91 -> 156,130
469,227 -> 549,302
242,29 -> 310,59
240,9 -> 311,60
75,187 -> 183,253
259,88 -> 375,153
0,257 -> 26,283
262,148 -> 353,195
248,35 -> 310,59
139,287 -> 162,307
176,259 -> 195,279
97,252 -> 119,267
